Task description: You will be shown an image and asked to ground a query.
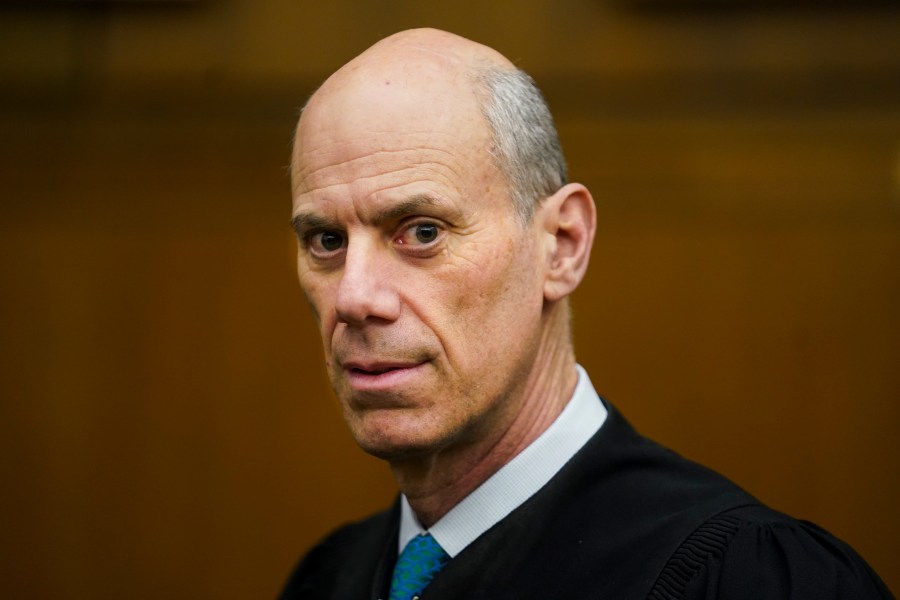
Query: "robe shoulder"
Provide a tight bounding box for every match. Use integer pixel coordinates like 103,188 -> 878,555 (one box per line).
649,505 -> 894,600
279,507 -> 396,600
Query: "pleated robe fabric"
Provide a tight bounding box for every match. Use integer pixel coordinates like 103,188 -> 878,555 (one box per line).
280,402 -> 893,600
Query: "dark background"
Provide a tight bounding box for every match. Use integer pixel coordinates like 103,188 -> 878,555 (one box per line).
1,1 -> 898,597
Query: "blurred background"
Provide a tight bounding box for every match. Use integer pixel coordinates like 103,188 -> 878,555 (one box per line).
1,0 -> 898,598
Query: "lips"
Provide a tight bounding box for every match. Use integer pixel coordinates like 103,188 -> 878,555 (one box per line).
352,366 -> 392,375
340,360 -> 429,392
344,361 -> 420,375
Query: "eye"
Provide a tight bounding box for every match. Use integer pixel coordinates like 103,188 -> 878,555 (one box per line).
396,222 -> 444,247
307,230 -> 346,256
414,224 -> 439,244
320,231 -> 344,251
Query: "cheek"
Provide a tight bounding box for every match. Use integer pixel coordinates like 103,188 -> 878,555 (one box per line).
298,272 -> 336,343
466,235 -> 538,303
438,237 -> 542,350
300,284 -> 322,325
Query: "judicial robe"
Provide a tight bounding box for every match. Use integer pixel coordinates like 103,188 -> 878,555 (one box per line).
280,401 -> 892,599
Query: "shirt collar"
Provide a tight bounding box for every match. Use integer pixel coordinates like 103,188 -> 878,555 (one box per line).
398,364 -> 607,557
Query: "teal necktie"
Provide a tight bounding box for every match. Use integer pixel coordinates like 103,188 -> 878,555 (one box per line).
388,533 -> 450,600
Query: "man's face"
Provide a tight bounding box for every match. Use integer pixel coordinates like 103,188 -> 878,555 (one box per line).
291,66 -> 549,461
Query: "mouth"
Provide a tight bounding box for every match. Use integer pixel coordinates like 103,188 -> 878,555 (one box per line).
349,365 -> 405,376
341,360 -> 429,392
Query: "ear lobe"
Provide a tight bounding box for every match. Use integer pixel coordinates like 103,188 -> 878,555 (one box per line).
540,183 -> 596,302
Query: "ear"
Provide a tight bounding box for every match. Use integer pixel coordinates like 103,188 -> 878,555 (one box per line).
538,183 -> 596,302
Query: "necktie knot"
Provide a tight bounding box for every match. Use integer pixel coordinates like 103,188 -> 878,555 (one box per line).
388,533 -> 449,600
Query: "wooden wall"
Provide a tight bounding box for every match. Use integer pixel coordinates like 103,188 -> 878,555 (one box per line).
1,1 -> 898,597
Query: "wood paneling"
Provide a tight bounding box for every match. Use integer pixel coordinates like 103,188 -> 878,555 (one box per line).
1,2 -> 898,597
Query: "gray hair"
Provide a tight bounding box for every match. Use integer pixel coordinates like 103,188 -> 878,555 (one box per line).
474,67 -> 568,222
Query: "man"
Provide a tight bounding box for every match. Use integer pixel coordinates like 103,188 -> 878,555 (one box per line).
281,28 -> 890,600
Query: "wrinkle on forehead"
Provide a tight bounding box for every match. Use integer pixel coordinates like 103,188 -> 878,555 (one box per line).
292,133 -> 471,197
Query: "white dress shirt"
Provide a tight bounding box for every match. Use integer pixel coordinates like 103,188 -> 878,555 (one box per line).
398,364 -> 607,557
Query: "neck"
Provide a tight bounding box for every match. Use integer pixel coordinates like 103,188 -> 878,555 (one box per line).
390,304 -> 577,528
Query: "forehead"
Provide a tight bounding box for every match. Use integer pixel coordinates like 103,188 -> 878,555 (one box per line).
292,53 -> 493,196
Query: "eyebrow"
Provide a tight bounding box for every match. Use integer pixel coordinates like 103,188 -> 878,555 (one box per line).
290,212 -> 334,236
290,194 -> 461,234
374,195 -> 457,226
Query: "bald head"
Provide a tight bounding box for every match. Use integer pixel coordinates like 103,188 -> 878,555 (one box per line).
319,28 -> 515,89
293,28 -> 567,221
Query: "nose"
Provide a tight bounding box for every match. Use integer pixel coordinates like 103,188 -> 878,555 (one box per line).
334,241 -> 401,325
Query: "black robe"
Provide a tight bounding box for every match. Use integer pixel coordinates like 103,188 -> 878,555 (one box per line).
280,401 -> 892,599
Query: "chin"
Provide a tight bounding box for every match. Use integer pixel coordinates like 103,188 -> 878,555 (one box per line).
349,414 -> 456,462
353,434 -> 440,461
